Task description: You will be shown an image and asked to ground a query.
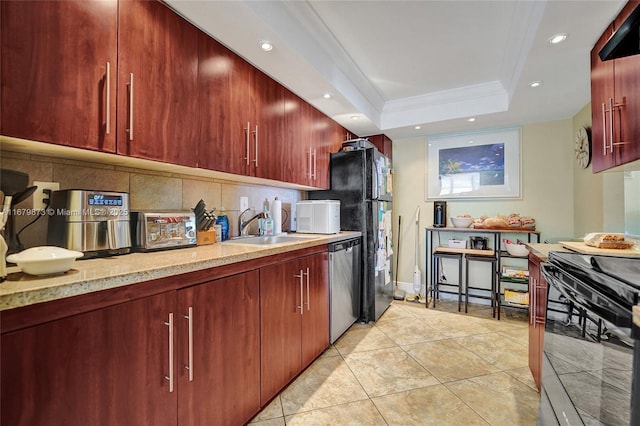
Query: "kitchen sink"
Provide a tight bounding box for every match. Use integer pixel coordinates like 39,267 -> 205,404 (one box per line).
222,235 -> 316,246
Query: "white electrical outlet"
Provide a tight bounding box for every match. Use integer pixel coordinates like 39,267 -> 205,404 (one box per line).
240,196 -> 248,212
32,181 -> 60,210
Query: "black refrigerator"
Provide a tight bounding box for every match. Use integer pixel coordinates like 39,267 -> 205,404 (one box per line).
309,142 -> 393,322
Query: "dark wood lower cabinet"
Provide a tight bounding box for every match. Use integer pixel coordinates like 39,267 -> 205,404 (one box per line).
260,252 -> 329,405
1,291 -> 177,426
177,271 -> 261,426
1,249 -> 328,425
528,253 -> 547,392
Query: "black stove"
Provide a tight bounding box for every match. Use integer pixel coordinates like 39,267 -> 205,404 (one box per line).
539,251 -> 640,425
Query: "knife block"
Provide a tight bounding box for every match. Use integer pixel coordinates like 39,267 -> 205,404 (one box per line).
197,229 -> 216,246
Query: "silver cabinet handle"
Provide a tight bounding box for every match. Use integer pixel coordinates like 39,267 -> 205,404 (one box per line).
312,149 -> 317,180
609,97 -> 614,154
535,279 -> 545,326
304,267 -> 310,311
253,125 -> 259,167
105,62 -> 111,134
244,122 -> 250,166
127,73 -> 134,141
530,278 -> 535,327
602,102 -> 607,156
184,307 -> 193,382
294,270 -> 304,315
164,313 -> 174,393
308,149 -> 313,179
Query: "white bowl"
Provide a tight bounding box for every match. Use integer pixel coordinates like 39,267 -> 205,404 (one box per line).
6,246 -> 83,276
450,217 -> 473,228
505,242 -> 529,257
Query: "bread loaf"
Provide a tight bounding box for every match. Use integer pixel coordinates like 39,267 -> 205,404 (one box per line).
583,233 -> 635,249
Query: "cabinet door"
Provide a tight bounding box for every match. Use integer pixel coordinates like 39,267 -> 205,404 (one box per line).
309,108 -> 333,189
1,291 -> 177,426
590,24 -> 616,173
1,0 -> 117,152
253,70 -> 286,181
177,271 -> 260,426
283,88 -> 314,186
198,33 -> 254,175
117,0 -> 199,167
613,1 -> 640,167
260,258 -> 303,405
301,252 -> 330,367
527,255 -> 546,392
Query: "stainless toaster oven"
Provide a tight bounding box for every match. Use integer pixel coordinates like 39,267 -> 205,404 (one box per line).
131,211 -> 197,251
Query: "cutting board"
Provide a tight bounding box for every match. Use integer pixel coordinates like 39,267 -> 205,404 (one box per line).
560,241 -> 640,258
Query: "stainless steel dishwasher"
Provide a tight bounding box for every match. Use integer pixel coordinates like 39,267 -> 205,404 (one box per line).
328,237 -> 361,344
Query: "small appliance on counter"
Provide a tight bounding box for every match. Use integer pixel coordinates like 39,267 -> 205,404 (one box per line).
295,200 -> 340,234
469,236 -> 489,250
131,211 -> 196,251
47,190 -> 131,258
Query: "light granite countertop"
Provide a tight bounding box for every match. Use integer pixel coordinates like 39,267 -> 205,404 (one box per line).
525,243 -> 571,261
0,232 -> 360,311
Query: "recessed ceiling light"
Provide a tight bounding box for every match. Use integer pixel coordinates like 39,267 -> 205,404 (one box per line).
467,117 -> 476,122
323,93 -> 332,99
468,140 -> 474,144
529,80 -> 542,88
258,40 -> 273,51
415,125 -> 421,130
548,33 -> 567,45
350,115 -> 359,120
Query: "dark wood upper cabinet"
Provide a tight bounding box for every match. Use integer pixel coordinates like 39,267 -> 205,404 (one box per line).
1,0 -> 117,152
116,0 -> 199,167
2,0 -> 348,187
252,70 -> 286,182
590,0 -> 640,172
284,89 -> 313,186
198,36 -> 287,180
367,134 -> 393,160
198,33 -> 253,175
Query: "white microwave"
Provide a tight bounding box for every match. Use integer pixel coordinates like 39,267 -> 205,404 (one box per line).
296,200 -> 340,234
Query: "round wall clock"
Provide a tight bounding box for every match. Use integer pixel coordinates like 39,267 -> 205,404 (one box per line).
574,126 -> 591,169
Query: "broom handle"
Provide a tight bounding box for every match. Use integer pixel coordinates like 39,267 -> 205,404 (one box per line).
395,215 -> 401,288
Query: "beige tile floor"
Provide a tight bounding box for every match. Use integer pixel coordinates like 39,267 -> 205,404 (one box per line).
250,300 -> 540,426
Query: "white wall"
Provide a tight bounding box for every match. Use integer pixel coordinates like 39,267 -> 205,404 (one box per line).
392,120 -> 574,290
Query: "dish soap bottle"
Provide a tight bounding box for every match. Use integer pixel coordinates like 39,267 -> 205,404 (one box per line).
260,198 -> 274,236
215,207 -> 230,241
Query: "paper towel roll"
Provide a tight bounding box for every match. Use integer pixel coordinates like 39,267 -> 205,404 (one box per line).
272,197 -> 282,234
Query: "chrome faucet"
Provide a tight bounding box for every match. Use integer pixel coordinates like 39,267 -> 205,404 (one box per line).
238,208 -> 266,236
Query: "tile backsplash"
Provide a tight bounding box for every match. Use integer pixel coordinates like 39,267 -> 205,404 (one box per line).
1,150 -> 303,249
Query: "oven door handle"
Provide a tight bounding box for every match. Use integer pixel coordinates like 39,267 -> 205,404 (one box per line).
540,263 -> 591,312
541,264 -> 587,310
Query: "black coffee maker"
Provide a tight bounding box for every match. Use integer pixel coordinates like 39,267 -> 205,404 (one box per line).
433,201 -> 447,227
1,169 -> 37,254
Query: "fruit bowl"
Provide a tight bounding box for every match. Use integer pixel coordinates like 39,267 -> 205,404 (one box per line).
6,246 -> 83,276
450,217 -> 473,228
504,241 -> 529,257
